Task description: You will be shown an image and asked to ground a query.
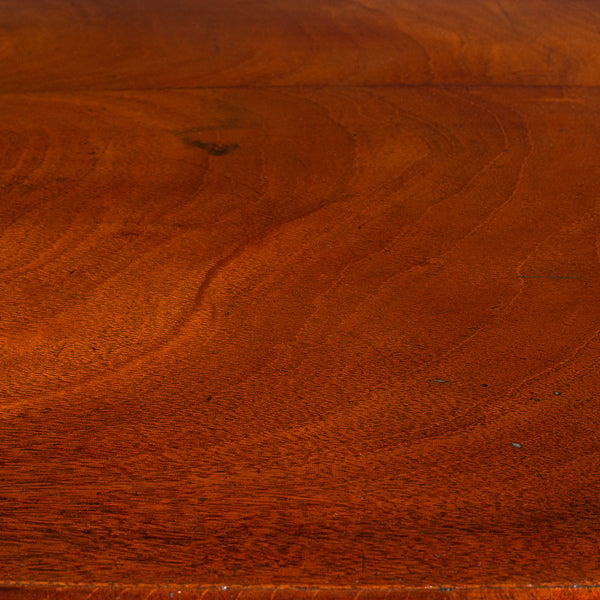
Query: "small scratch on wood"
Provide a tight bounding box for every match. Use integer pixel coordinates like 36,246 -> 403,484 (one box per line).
84,587 -> 100,600
495,0 -> 518,33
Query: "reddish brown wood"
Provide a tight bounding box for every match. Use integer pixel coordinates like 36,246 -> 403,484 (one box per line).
0,585 -> 599,600
2,0 -> 600,598
2,0 -> 600,91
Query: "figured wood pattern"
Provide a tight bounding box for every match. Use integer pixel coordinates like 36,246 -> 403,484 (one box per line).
1,0 -> 600,597
3,0 -> 600,91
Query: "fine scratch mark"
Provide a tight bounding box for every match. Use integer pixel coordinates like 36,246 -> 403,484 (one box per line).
83,587 -> 100,600
268,586 -> 279,600
495,0 -> 518,33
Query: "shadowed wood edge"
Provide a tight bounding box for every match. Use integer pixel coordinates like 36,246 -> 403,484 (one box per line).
1,583 -> 600,600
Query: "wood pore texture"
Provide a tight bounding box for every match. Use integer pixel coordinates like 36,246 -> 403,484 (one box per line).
2,0 -> 600,598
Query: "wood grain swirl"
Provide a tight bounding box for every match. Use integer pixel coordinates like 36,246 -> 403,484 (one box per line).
1,0 -> 600,597
2,0 -> 600,91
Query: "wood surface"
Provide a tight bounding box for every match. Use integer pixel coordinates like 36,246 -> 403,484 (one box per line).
2,0 -> 600,597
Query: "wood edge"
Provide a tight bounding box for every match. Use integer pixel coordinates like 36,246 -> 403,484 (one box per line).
1,582 -> 599,600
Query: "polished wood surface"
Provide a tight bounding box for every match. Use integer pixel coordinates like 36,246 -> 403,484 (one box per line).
2,0 -> 600,597
1,584 -> 599,600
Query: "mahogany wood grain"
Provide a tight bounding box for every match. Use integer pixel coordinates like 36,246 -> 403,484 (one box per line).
3,0 -> 600,92
2,0 -> 600,598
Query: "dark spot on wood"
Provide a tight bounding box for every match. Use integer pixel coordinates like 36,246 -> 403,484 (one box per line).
186,139 -> 239,156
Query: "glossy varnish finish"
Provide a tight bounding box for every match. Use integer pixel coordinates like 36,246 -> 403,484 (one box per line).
2,0 -> 600,597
